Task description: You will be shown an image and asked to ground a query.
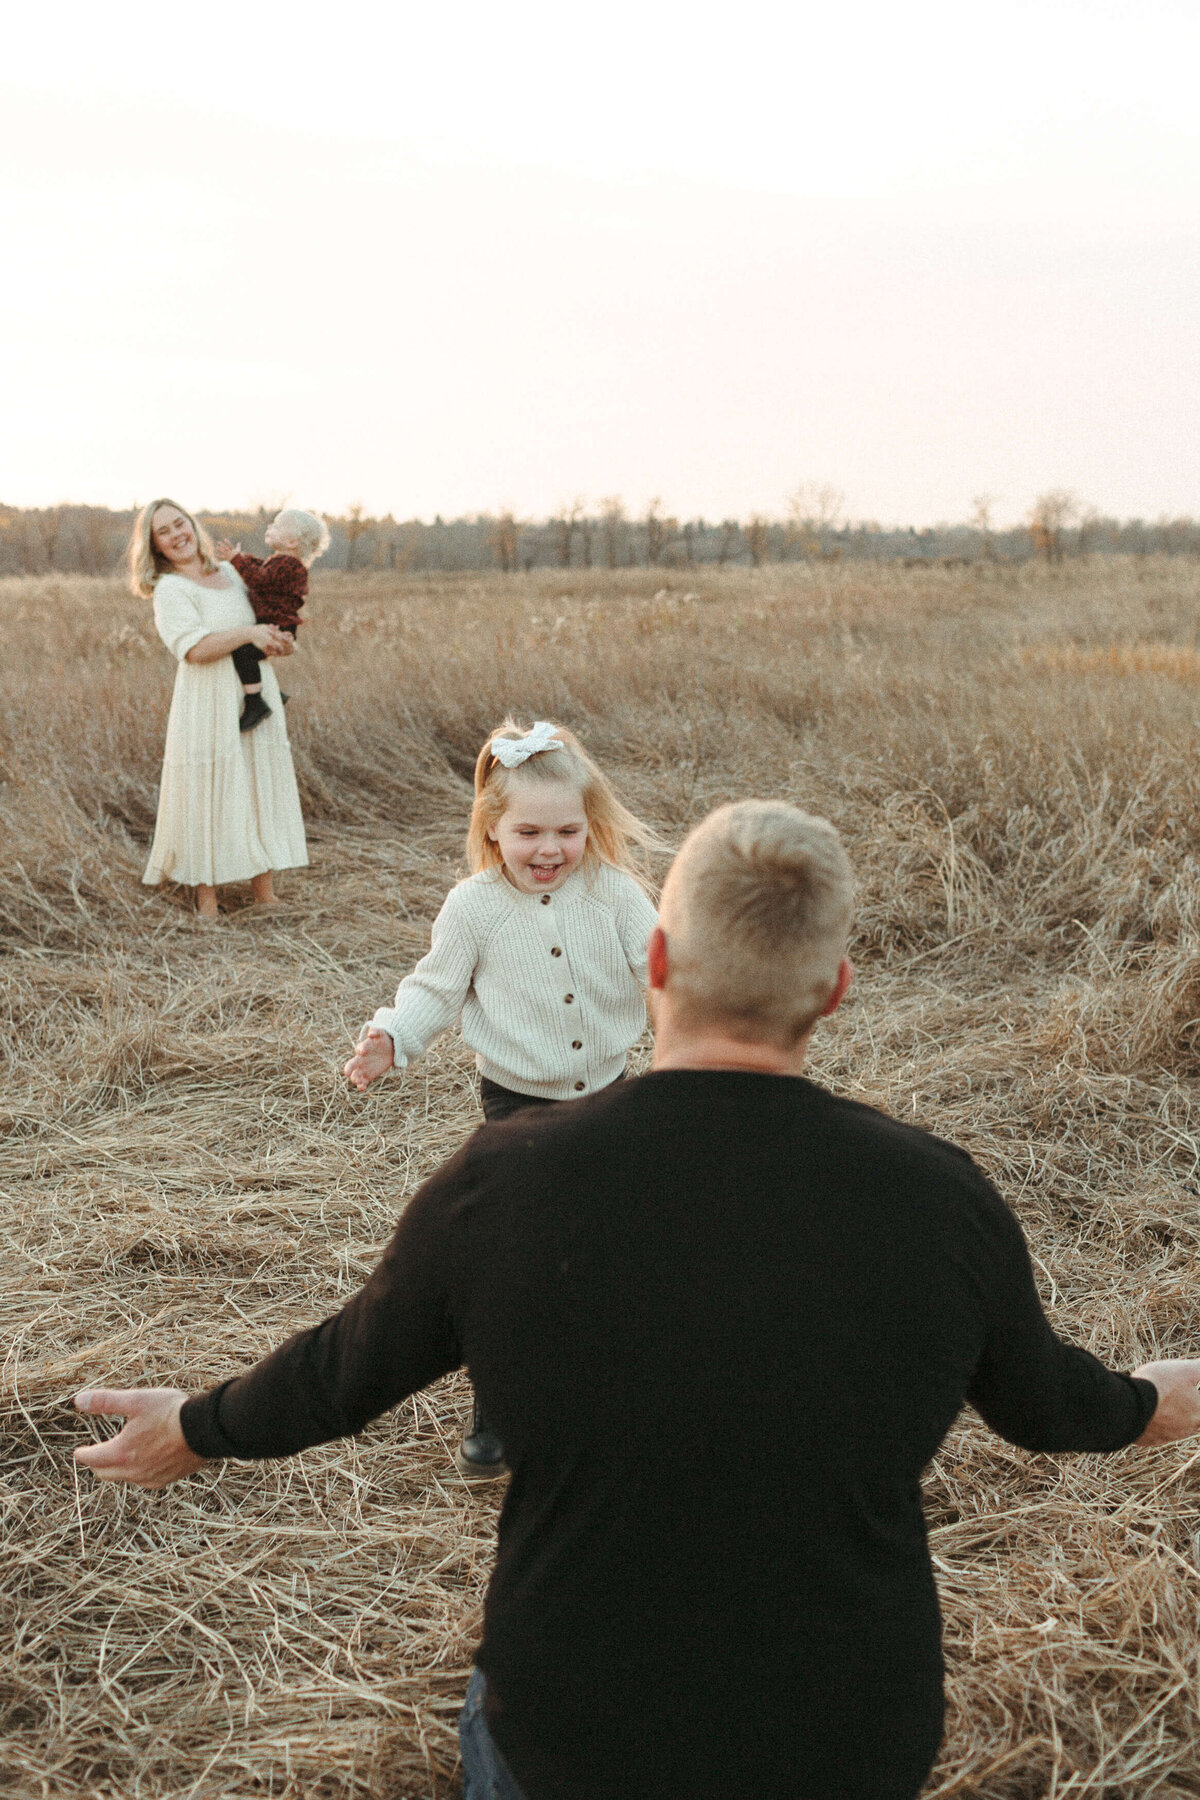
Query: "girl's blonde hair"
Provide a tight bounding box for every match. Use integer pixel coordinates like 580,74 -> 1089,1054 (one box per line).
467,718 -> 666,885
127,498 -> 218,598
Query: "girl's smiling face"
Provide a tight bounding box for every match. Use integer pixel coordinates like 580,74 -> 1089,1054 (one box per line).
489,777 -> 589,893
151,505 -> 198,567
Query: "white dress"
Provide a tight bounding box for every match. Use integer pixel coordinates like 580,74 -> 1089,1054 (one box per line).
143,565 -> 309,888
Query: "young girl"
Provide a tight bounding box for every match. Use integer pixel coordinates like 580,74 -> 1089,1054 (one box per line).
214,510 -> 330,732
344,717 -> 662,1477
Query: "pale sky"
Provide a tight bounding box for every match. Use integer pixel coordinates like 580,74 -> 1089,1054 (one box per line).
2,0 -> 1197,525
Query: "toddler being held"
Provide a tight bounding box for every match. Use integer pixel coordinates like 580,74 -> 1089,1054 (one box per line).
214,509 -> 330,732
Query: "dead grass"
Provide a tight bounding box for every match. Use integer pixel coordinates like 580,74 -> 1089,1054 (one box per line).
4,557 -> 1200,1795
1021,640 -> 1200,684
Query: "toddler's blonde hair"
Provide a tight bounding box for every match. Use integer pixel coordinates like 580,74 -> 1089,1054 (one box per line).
467,718 -> 664,884
267,509 -> 331,564
127,498 -> 217,598
663,800 -> 855,1047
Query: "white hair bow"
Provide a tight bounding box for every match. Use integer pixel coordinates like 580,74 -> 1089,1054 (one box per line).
490,721 -> 565,768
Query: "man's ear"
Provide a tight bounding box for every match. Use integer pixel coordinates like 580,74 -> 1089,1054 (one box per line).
647,925 -> 669,992
819,957 -> 853,1018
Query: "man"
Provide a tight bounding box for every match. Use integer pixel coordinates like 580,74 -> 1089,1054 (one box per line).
75,800 -> 1200,1800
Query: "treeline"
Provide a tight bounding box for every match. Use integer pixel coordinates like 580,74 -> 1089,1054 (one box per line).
3,493 -> 1199,578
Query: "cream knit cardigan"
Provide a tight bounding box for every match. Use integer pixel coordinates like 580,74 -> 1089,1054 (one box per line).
369,863 -> 658,1100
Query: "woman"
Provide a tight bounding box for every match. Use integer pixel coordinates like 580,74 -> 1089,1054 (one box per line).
131,498 -> 309,917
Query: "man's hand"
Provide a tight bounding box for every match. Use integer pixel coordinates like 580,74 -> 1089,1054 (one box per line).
1132,1359 -> 1200,1446
344,1026 -> 395,1091
73,1388 -> 206,1489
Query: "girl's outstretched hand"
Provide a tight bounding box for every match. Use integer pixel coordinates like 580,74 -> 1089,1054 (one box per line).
345,1026 -> 395,1090
73,1388 -> 206,1489
214,538 -> 240,560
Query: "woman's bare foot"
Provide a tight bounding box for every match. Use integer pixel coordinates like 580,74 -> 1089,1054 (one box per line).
195,885 -> 219,919
250,872 -> 278,906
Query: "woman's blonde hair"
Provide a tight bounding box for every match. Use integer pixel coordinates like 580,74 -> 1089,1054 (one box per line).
467,718 -> 666,884
127,498 -> 218,598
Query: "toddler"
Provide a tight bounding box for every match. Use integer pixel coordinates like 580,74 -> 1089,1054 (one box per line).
215,509 -> 330,731
344,717 -> 663,1477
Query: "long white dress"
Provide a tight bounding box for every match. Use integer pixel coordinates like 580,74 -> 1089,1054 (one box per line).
143,564 -> 309,888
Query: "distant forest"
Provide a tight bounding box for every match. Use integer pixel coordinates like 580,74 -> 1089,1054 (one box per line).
3,492 -> 1199,577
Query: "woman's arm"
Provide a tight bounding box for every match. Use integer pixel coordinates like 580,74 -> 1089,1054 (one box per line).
185,622 -> 294,664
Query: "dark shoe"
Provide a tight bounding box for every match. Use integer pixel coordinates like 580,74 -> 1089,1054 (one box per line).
239,692 -> 273,733
455,1399 -> 509,1483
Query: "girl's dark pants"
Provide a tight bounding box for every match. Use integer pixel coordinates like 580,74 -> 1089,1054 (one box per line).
479,1076 -> 558,1125
479,1071 -> 624,1125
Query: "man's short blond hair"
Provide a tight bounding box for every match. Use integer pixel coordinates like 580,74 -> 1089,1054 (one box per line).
664,800 -> 855,1047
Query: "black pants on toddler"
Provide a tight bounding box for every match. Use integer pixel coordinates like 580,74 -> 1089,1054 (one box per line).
232,621 -> 297,688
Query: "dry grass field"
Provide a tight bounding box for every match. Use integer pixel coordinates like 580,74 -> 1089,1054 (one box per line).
5,556 -> 1200,1797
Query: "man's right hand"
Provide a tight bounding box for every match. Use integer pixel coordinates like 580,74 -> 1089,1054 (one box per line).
1132,1359 -> 1200,1445
74,1388 -> 206,1489
344,1027 -> 396,1091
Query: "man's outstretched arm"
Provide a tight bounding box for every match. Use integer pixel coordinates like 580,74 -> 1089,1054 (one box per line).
967,1182 -> 1200,1452
72,1149 -> 478,1488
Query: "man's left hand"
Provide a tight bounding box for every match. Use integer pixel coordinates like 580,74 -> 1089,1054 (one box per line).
1132,1359 -> 1200,1446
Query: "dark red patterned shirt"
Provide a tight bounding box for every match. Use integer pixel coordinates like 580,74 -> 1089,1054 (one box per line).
231,552 -> 308,630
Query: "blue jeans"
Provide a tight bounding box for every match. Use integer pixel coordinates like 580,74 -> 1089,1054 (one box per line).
459,1668 -> 529,1800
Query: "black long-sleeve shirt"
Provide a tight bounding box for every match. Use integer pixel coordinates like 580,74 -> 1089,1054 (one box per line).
181,1072 -> 1156,1800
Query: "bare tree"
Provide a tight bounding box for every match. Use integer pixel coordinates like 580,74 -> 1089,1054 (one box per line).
599,498 -> 626,569
344,503 -> 371,573
644,499 -> 666,568
1029,490 -> 1078,564
398,521 -> 424,572
716,519 -> 740,566
786,482 -> 845,560
970,494 -> 997,562
553,500 -> 584,569
745,515 -> 770,567
83,507 -> 119,575
488,511 -> 520,573
1076,507 -> 1104,558
19,512 -> 49,573
0,506 -> 19,574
